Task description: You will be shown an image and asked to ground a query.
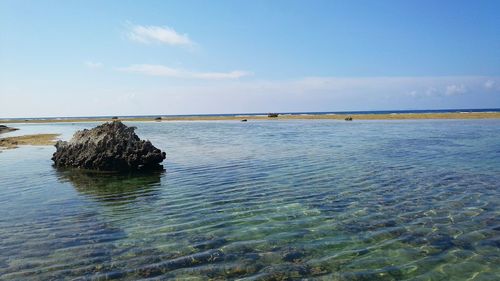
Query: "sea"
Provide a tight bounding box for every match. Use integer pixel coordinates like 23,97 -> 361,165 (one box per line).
1,108 -> 500,121
0,118 -> 499,280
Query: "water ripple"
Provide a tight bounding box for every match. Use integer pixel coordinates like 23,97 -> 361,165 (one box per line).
1,120 -> 499,280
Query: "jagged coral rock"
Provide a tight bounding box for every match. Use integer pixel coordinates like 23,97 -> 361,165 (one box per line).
52,121 -> 166,171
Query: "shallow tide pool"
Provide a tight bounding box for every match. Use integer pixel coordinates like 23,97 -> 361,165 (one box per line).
1,120 -> 499,280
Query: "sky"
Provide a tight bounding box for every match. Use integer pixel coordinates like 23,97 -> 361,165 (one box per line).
1,0 -> 500,118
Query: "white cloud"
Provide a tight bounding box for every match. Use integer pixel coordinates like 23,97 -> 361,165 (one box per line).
2,75 -> 499,118
484,80 -> 495,89
118,64 -> 182,77
424,87 -> 438,96
84,61 -> 103,69
192,71 -> 250,79
125,76 -> 500,114
277,76 -> 484,99
445,84 -> 467,96
117,64 -> 251,80
408,90 -> 418,97
127,24 -> 193,47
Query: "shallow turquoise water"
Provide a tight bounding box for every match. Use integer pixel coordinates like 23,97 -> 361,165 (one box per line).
0,120 -> 499,280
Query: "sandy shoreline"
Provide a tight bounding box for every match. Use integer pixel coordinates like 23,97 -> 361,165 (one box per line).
1,112 -> 500,123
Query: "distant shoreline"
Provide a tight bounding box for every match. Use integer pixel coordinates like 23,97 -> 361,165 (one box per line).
2,108 -> 500,122
1,112 -> 500,123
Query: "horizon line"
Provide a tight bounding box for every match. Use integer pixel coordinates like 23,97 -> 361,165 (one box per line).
2,107 -> 500,120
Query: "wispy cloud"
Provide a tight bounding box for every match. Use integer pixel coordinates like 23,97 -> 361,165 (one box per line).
3,76 -> 499,117
192,71 -> 251,79
119,64 -> 181,77
112,76 -> 499,115
394,77 -> 498,98
84,61 -> 103,69
117,64 -> 251,80
484,80 -> 496,90
268,76 -> 495,99
445,84 -> 467,96
127,24 -> 193,47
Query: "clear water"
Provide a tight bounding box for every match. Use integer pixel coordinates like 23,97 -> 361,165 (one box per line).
0,120 -> 499,280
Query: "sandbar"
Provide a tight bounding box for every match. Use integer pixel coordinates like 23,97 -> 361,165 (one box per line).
0,112 -> 499,124
0,134 -> 60,149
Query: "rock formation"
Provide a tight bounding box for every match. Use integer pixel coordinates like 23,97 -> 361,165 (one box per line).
0,125 -> 18,134
52,121 -> 166,171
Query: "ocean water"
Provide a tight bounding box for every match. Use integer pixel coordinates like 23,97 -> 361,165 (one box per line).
2,107 -> 500,121
0,119 -> 499,280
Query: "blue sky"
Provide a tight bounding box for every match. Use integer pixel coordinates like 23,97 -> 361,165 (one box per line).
1,0 -> 499,117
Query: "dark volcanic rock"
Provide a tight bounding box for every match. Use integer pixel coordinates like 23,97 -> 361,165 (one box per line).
52,121 -> 166,171
0,125 -> 18,134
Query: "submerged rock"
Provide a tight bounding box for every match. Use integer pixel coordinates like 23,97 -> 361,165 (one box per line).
280,247 -> 306,263
52,121 -> 166,171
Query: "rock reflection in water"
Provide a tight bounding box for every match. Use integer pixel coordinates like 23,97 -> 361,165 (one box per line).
56,169 -> 164,205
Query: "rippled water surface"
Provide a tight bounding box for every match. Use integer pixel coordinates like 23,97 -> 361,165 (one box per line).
1,120 -> 499,280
